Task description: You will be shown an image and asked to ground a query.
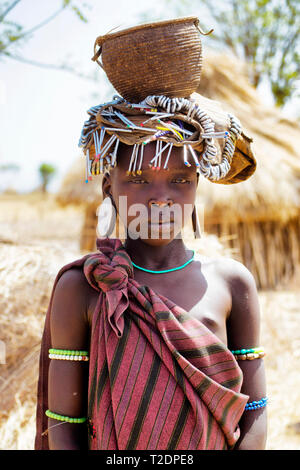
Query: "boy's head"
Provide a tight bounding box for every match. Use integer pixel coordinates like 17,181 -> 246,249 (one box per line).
79,93 -> 256,243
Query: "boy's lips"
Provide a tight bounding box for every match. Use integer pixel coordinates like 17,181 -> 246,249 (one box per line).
146,217 -> 175,225
147,220 -> 175,227
138,218 -> 175,226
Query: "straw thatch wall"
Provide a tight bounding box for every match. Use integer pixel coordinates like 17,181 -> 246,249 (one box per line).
56,51 -> 300,289
0,242 -> 81,448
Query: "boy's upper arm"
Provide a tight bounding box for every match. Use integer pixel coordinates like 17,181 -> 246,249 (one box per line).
225,259 -> 261,350
222,259 -> 268,449
222,257 -> 267,402
50,268 -> 90,349
48,268 -> 90,429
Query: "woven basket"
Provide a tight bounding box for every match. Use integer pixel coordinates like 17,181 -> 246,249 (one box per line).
92,17 -> 213,102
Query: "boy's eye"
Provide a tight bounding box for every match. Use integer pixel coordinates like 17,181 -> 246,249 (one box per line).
172,178 -> 191,184
129,178 -> 148,184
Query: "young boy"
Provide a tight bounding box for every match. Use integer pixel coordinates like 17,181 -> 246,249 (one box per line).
35,135 -> 267,450
35,23 -> 267,449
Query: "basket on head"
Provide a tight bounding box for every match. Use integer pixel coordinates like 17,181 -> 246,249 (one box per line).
92,17 -> 213,103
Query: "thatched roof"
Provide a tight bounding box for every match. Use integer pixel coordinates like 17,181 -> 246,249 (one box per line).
56,157 -> 103,207
56,51 -> 300,223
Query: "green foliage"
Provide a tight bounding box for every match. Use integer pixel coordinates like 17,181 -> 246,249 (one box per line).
0,1 -> 89,60
0,1 -> 96,80
70,5 -> 88,23
38,163 -> 56,193
39,163 -> 56,175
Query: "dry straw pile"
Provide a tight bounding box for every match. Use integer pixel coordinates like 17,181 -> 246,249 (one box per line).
0,243 -> 81,448
0,193 -> 83,449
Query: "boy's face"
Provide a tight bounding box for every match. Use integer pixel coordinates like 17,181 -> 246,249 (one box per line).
102,142 -> 199,246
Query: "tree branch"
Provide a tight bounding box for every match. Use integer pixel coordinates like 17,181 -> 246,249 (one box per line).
0,0 -> 21,22
3,51 -> 97,81
1,5 -> 65,52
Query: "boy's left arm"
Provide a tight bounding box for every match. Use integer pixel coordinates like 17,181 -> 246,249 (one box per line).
225,260 -> 268,450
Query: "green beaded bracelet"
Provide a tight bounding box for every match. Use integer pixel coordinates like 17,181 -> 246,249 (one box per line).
231,347 -> 264,355
48,348 -> 89,361
49,348 -> 89,356
230,347 -> 265,361
45,409 -> 87,424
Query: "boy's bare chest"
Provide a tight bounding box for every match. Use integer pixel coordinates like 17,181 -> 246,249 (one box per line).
87,255 -> 231,345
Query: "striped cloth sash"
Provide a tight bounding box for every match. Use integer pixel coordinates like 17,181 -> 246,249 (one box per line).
83,238 -> 248,450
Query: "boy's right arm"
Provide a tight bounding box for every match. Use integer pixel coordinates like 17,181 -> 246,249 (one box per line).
47,268 -> 90,450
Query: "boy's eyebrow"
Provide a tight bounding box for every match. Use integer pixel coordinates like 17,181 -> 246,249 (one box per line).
128,167 -> 195,175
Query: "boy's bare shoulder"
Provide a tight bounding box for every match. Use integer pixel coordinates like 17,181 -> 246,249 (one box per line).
54,267 -> 92,305
197,255 -> 260,343
50,267 -> 96,346
196,252 -> 256,290
215,256 -> 256,288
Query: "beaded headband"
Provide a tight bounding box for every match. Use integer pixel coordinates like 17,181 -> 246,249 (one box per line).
78,93 -> 256,185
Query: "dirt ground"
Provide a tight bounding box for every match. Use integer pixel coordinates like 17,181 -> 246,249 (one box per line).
0,192 -> 299,450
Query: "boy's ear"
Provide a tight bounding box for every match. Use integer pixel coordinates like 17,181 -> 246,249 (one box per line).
102,172 -> 118,211
101,171 -> 112,200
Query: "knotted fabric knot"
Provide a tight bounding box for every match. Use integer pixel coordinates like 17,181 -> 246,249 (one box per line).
87,260 -> 129,293
83,238 -> 134,336
83,238 -> 133,292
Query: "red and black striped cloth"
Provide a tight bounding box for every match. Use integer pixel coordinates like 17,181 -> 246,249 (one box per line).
35,238 -> 248,450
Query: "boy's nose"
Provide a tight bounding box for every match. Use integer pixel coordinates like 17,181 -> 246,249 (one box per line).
149,200 -> 173,208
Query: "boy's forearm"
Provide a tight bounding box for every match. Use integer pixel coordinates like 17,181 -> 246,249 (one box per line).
233,409 -> 267,450
48,420 -> 88,450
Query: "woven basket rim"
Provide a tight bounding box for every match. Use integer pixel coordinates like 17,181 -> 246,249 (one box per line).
95,16 -> 200,46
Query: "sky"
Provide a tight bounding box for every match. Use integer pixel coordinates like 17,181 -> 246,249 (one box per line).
0,0 -> 299,193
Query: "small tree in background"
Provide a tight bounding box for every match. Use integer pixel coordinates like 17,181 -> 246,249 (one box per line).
38,163 -> 56,193
201,0 -> 300,107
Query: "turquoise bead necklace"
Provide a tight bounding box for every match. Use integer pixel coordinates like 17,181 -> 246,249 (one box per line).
131,250 -> 195,274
